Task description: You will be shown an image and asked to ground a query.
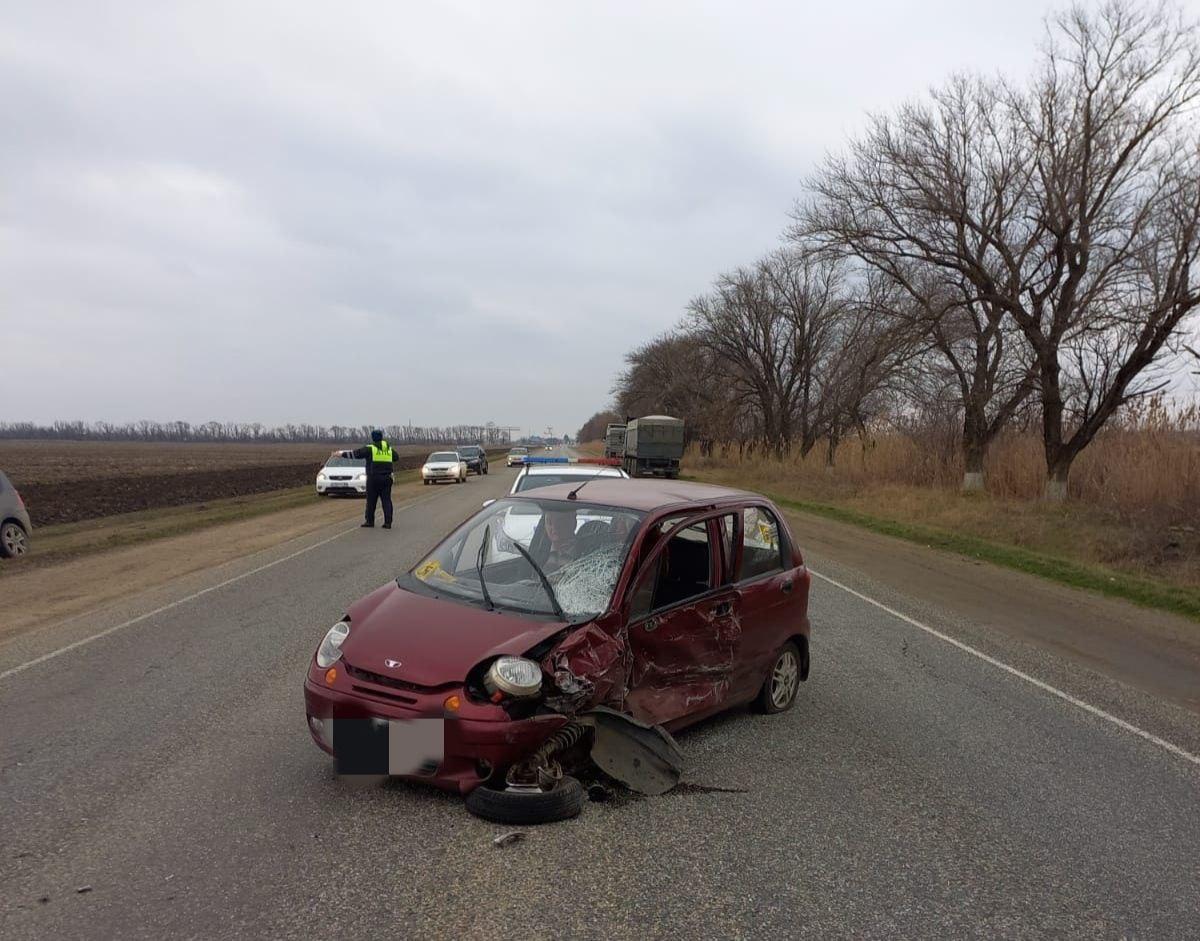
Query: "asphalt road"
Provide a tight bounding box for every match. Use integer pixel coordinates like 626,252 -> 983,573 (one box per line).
2,453 -> 1198,939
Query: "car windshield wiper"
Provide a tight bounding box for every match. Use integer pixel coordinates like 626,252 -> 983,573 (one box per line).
476,524 -> 495,611
510,540 -> 566,620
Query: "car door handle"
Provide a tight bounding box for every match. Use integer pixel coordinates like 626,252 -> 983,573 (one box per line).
711,601 -> 732,617
781,580 -> 794,594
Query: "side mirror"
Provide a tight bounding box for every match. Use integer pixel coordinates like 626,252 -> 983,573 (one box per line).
482,499 -> 495,508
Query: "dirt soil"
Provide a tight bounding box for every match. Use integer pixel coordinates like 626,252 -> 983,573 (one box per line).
0,440 -> 496,526
0,481 -> 420,642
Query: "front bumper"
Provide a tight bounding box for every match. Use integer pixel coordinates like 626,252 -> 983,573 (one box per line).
303,671 -> 567,794
317,480 -> 367,495
422,469 -> 459,481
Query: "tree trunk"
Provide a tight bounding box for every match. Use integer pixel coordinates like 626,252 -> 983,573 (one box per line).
961,440 -> 985,492
1043,456 -> 1072,502
1039,358 -> 1070,501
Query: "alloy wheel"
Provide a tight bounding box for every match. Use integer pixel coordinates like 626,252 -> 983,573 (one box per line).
1,522 -> 27,557
770,650 -> 799,709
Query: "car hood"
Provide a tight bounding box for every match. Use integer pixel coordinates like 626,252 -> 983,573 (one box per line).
423,460 -> 460,469
339,582 -> 569,687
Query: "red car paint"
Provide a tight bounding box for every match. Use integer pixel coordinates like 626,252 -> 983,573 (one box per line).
304,479 -> 811,793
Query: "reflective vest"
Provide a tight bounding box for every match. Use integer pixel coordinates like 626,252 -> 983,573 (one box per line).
369,442 -> 394,463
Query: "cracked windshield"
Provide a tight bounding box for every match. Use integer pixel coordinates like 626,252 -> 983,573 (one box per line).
412,500 -> 643,618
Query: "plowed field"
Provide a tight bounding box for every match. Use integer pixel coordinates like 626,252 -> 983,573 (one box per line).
0,441 -> 446,525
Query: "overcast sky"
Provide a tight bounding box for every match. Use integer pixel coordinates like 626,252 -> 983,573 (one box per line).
4,0 -> 1080,437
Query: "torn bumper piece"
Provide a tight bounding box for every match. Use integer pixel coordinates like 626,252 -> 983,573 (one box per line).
580,706 -> 685,796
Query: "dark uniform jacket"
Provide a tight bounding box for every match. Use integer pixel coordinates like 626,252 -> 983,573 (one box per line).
341,443 -> 401,479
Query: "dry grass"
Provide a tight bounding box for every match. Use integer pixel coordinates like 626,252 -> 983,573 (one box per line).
688,399 -> 1200,590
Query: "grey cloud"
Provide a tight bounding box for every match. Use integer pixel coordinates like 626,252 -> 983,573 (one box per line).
3,0 -> 1055,434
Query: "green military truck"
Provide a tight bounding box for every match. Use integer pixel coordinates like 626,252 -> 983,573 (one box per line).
604,422 -> 627,459
622,415 -> 684,478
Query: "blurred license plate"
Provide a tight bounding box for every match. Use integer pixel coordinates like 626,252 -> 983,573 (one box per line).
332,717 -> 444,776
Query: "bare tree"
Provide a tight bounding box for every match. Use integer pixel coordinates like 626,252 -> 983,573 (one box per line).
685,249 -> 848,457
800,2 -> 1200,497
1010,0 -> 1200,497
797,74 -> 1040,489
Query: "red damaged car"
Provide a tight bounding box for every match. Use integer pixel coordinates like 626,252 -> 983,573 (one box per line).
303,479 -> 811,823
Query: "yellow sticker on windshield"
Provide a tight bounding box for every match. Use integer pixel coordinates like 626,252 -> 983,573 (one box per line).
757,521 -> 778,548
415,559 -> 442,581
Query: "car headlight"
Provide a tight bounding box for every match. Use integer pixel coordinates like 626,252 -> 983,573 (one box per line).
484,656 -> 543,699
317,472 -> 327,480
355,472 -> 366,480
316,620 -> 350,668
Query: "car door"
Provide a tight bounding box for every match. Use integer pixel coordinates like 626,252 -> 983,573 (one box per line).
727,504 -> 798,699
623,513 -> 741,728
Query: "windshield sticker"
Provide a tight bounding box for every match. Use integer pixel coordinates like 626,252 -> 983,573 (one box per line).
414,559 -> 456,583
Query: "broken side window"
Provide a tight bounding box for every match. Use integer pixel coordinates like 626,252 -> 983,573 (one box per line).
629,519 -> 713,618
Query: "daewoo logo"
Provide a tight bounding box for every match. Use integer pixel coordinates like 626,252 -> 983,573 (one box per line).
384,659 -> 402,669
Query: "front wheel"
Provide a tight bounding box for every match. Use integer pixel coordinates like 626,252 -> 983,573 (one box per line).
465,776 -> 584,825
753,641 -> 802,714
0,520 -> 29,558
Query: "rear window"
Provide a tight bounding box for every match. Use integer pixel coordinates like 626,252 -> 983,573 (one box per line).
740,506 -> 785,579
516,472 -> 608,492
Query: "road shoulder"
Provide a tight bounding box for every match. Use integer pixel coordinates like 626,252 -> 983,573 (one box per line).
786,506 -> 1200,719
0,481 -> 423,644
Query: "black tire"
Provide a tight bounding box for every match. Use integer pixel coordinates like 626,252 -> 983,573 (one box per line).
483,465 -> 488,475
423,479 -> 430,486
0,520 -> 29,558
465,776 -> 584,825
753,641 -> 802,715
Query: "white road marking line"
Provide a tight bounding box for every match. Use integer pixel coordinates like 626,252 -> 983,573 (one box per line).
809,568 -> 1200,768
0,493 -> 443,682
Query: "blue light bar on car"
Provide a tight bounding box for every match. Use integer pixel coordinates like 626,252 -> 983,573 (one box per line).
521,457 -> 622,466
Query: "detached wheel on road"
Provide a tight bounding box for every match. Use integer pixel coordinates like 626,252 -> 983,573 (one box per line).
465,776 -> 584,825
753,641 -> 802,714
0,520 -> 29,558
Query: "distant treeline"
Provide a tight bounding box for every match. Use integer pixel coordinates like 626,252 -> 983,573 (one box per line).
0,420 -> 513,445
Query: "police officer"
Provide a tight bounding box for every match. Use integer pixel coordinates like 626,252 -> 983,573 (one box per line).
332,430 -> 401,528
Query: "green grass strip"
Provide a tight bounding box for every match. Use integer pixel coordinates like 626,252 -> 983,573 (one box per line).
763,492 -> 1200,622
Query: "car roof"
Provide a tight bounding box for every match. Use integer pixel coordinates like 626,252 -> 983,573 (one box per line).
513,478 -> 759,513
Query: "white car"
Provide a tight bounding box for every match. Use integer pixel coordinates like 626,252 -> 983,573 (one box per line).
316,457 -> 368,496
508,463 -> 628,496
506,447 -> 529,467
422,451 -> 468,485
486,464 -> 630,545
